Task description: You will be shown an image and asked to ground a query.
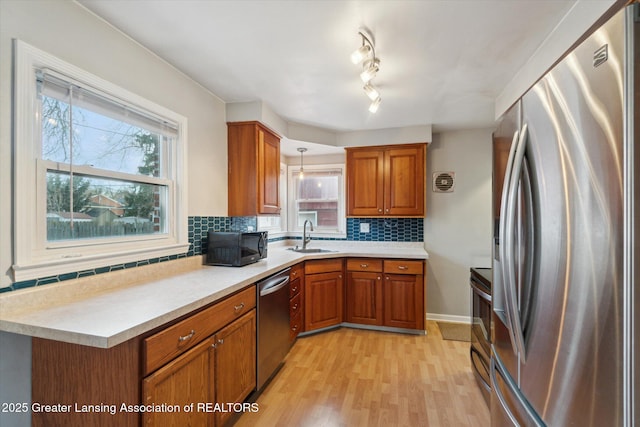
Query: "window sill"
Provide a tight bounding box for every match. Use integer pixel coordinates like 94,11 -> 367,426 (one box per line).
11,243 -> 190,283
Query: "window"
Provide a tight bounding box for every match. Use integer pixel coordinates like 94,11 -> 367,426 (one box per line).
13,41 -> 188,281
288,165 -> 345,236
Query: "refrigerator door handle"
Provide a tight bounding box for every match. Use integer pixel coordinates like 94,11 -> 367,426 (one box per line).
492,351 -> 546,427
499,129 -> 521,353
504,124 -> 529,361
490,356 -> 521,427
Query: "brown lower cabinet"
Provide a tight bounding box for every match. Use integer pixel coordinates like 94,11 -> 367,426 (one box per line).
213,310 -> 256,426
345,258 -> 425,331
345,258 -> 383,325
382,260 -> 425,330
144,303 -> 257,427
304,259 -> 344,332
32,286 -> 257,427
142,337 -> 215,427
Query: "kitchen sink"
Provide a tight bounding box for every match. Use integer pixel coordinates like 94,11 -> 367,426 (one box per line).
287,247 -> 337,254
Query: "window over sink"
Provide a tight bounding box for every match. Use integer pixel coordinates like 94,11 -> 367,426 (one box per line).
12,40 -> 189,281
257,164 -> 345,237
288,165 -> 345,236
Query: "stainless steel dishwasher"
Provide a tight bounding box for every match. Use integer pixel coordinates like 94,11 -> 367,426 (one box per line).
256,267 -> 291,391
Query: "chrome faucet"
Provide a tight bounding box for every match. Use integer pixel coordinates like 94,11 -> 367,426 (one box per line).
302,220 -> 314,250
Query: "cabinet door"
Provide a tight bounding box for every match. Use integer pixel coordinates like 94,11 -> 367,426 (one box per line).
228,121 -> 281,216
384,145 -> 425,216
142,338 -> 215,427
346,148 -> 384,216
383,273 -> 425,330
214,310 -> 257,427
346,271 -> 383,325
304,271 -> 344,331
258,126 -> 280,214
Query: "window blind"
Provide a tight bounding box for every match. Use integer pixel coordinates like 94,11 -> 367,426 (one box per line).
37,69 -> 178,137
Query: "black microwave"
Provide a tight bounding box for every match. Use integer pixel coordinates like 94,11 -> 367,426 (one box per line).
206,231 -> 268,267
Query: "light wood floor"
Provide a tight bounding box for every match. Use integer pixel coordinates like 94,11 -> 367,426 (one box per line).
235,321 -> 490,427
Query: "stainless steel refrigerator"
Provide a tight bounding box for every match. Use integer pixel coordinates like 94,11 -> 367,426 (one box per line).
491,3 -> 638,426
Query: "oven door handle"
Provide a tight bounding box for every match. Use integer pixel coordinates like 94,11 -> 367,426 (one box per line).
470,280 -> 492,302
470,347 -> 491,392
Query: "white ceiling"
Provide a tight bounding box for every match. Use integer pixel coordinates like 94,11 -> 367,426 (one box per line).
78,0 -> 576,140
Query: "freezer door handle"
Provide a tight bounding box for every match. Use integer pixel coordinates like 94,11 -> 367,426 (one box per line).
490,356 -> 520,427
498,129 -> 521,354
491,352 -> 546,427
504,124 -> 529,361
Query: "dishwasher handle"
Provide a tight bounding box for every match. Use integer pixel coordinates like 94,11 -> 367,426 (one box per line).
259,269 -> 291,296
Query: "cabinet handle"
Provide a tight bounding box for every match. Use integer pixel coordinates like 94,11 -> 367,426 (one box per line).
398,266 -> 408,270
212,338 -> 224,349
377,276 -> 381,280
291,286 -> 298,293
385,276 -> 390,280
292,303 -> 298,310
292,271 -> 297,277
234,303 -> 245,312
378,209 -> 383,213
360,263 -> 369,268
385,209 -> 389,213
178,330 -> 195,342
292,325 -> 299,332
338,275 -> 342,279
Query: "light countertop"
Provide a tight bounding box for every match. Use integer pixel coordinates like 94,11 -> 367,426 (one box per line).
0,241 -> 428,348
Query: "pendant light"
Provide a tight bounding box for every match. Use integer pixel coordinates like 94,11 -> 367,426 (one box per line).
297,147 -> 307,180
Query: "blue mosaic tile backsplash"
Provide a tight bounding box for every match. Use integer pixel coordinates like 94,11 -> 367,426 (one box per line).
4,216 -> 422,292
346,218 -> 423,242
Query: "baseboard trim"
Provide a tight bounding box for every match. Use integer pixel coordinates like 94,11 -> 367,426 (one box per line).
426,313 -> 471,324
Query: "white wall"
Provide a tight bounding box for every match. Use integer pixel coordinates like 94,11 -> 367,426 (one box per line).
425,129 -> 493,321
0,2 -> 228,426
0,0 -> 228,289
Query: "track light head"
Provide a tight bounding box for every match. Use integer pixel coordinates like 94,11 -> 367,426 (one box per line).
368,97 -> 381,113
363,84 -> 379,101
351,44 -> 372,64
360,58 -> 380,83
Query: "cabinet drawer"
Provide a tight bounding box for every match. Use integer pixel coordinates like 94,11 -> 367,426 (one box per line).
290,292 -> 302,318
290,311 -> 303,341
384,260 -> 423,275
290,278 -> 302,298
144,286 -> 256,375
346,258 -> 383,272
290,264 -> 303,298
305,259 -> 343,275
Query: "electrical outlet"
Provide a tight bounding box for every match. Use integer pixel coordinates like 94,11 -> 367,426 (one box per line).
360,223 -> 370,233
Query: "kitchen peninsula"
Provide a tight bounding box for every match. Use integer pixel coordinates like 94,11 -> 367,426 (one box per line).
0,242 -> 427,426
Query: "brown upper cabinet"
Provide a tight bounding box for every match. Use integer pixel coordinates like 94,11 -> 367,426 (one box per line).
228,121 -> 281,216
346,143 -> 426,217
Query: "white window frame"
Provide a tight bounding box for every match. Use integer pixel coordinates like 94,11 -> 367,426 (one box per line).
12,40 -> 189,281
287,164 -> 346,238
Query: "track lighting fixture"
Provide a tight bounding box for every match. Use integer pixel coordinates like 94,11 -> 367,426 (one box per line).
351,29 -> 381,113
